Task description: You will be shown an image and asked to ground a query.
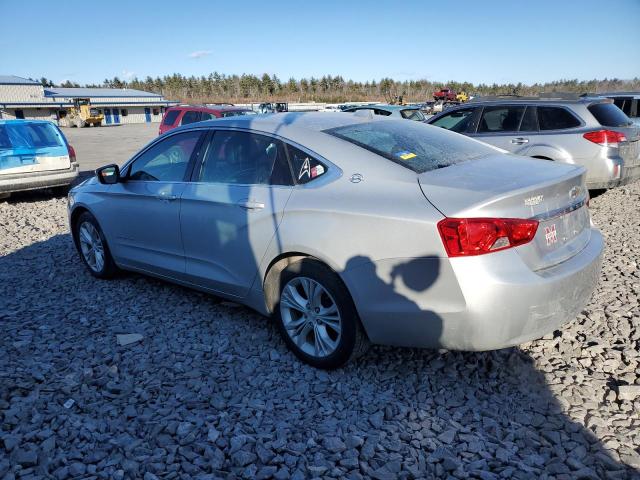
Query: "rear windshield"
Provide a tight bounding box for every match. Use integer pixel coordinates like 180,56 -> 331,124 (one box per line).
400,109 -> 426,121
0,122 -> 65,150
325,120 -> 495,173
162,110 -> 180,126
588,102 -> 632,127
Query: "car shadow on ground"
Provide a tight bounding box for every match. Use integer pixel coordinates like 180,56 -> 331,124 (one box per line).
1,234 -> 637,478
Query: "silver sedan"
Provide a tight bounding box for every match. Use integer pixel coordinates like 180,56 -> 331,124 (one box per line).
68,113 -> 604,368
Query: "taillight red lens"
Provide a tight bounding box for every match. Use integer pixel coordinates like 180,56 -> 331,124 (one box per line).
437,217 -> 539,257
583,130 -> 626,146
68,145 -> 77,163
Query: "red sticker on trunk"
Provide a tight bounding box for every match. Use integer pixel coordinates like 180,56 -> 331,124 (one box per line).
545,224 -> 557,246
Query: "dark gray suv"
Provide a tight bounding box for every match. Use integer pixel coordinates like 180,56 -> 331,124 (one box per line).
427,96 -> 640,189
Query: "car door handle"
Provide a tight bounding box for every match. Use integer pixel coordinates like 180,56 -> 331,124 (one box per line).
511,137 -> 529,145
237,200 -> 265,210
156,193 -> 178,201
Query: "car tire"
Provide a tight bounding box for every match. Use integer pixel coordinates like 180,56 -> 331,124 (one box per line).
73,211 -> 118,279
274,258 -> 369,369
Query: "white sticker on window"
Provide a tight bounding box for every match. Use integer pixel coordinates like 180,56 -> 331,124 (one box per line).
298,157 -> 311,180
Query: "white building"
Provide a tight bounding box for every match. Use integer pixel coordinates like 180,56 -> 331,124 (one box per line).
0,75 -> 174,125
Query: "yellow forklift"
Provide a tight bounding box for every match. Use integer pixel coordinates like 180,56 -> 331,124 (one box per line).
60,98 -> 104,127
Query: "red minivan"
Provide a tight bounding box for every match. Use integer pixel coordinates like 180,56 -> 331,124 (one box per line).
158,105 -> 256,135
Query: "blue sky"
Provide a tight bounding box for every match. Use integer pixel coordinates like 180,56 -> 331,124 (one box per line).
1,0 -> 638,86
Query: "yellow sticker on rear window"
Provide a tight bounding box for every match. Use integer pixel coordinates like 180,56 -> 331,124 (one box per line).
398,151 -> 416,160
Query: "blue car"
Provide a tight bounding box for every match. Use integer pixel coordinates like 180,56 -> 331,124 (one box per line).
0,119 -> 78,197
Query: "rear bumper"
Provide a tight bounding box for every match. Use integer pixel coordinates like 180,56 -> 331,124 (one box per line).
0,163 -> 79,193
343,229 -> 604,351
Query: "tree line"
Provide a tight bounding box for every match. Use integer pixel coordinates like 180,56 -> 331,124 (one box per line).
33,74 -> 640,103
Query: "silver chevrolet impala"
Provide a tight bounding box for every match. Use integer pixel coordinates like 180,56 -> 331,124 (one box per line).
68,113 -> 604,368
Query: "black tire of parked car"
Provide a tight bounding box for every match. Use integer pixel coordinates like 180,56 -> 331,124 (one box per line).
73,211 -> 118,279
274,258 -> 369,369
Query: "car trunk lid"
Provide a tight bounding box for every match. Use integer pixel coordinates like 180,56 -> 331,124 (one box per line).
419,154 -> 591,271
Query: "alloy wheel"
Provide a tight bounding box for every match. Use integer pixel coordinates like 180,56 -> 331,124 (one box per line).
78,221 -> 105,273
280,276 -> 342,358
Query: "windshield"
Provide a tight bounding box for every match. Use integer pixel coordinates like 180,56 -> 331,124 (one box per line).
400,109 -> 426,121
0,122 -> 65,150
325,120 -> 495,173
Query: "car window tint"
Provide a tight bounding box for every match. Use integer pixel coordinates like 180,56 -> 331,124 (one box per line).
519,106 -> 538,131
612,97 -> 633,116
430,108 -> 475,133
400,109 -> 426,121
128,131 -> 201,182
200,112 -> 215,121
162,110 -> 180,126
286,145 -> 327,184
373,109 -> 392,116
478,106 -> 525,133
588,102 -> 632,127
538,107 -> 581,130
197,131 -> 292,186
181,110 -> 201,125
326,121 -> 495,174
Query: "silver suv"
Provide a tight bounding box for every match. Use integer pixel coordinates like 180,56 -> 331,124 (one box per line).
427,96 -> 640,189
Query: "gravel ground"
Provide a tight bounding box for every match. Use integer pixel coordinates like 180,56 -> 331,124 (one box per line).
1,184 -> 639,480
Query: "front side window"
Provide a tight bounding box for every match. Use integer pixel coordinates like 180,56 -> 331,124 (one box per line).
538,107 -> 581,130
197,131 -> 292,186
287,145 -> 327,184
400,109 -> 426,121
326,120 -> 495,174
162,110 -> 180,125
478,106 -> 525,133
430,108 -> 476,133
128,130 -> 201,182
181,110 -> 201,125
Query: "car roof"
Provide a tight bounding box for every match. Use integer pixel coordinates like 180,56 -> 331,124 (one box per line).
0,119 -> 57,126
168,105 -> 250,113
351,104 -> 419,111
466,96 -> 606,106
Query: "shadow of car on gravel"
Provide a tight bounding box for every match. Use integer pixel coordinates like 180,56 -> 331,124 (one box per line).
1,234 -> 637,478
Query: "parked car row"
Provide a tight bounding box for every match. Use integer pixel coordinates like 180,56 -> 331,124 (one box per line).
427,96 -> 640,189
159,104 -> 256,135
70,112 -> 603,368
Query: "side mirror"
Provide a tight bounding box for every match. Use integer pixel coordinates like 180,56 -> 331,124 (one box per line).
96,164 -> 120,184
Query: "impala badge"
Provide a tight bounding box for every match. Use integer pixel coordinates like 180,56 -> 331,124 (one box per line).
524,194 -> 543,206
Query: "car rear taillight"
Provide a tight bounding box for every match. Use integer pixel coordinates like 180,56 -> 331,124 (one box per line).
437,217 -> 539,257
68,145 -> 77,163
583,130 -> 627,147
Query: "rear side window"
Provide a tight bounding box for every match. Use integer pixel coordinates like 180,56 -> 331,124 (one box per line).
612,97 -> 633,116
287,145 -> 327,184
400,109 -> 426,121
181,110 -> 201,125
430,108 -> 475,133
538,107 -> 581,130
162,110 -> 180,126
588,102 -> 632,127
519,106 -> 538,131
197,131 -> 293,186
326,120 -> 495,174
478,106 -> 525,133
200,112 -> 215,121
